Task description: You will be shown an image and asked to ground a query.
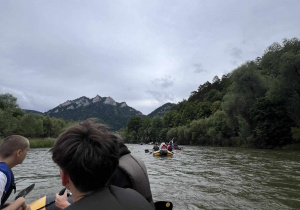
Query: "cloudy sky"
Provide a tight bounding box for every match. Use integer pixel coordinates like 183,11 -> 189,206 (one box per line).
1,0 -> 299,115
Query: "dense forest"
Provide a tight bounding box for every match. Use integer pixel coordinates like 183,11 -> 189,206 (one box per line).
0,93 -> 73,138
123,38 -> 300,149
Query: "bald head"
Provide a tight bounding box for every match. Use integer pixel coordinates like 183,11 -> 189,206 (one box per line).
0,135 -> 30,158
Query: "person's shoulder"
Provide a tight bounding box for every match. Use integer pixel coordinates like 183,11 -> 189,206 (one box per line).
66,186 -> 153,210
110,186 -> 154,210
0,171 -> 7,178
0,163 -> 10,176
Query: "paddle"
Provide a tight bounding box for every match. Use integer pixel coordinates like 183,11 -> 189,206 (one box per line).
36,188 -> 67,210
15,184 -> 35,200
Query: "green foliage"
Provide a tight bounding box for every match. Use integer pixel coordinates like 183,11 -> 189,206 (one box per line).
291,127 -> 300,143
0,93 -> 72,139
123,116 -> 143,143
18,114 -> 43,137
163,110 -> 181,128
0,93 -> 21,111
204,89 -> 222,103
250,97 -> 294,148
148,103 -> 175,118
211,101 -> 222,114
0,94 -> 23,136
29,138 -> 56,148
0,109 -> 20,136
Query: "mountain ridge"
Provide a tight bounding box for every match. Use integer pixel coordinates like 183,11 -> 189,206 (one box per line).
43,95 -> 142,131
23,95 -> 174,131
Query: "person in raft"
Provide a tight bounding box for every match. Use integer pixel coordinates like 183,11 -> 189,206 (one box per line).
160,142 -> 167,150
51,120 -> 153,210
0,135 -> 31,210
153,143 -> 159,151
167,143 -> 173,152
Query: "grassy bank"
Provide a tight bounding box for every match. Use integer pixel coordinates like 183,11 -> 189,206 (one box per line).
29,138 -> 56,148
282,143 -> 300,151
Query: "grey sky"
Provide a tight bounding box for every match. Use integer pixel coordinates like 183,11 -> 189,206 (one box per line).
1,0 -> 299,114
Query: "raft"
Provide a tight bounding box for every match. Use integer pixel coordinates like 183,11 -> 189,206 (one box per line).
30,194 -> 172,210
153,149 -> 173,156
30,194 -> 73,210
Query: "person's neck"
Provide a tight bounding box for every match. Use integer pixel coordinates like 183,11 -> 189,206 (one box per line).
0,157 -> 15,169
71,188 -> 89,202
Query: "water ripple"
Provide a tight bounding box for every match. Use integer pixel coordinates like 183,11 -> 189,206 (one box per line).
10,146 -> 300,210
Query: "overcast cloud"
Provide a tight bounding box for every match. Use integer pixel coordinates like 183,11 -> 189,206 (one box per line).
0,0 -> 299,114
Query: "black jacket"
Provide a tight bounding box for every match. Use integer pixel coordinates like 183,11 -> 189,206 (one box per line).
65,185 -> 153,210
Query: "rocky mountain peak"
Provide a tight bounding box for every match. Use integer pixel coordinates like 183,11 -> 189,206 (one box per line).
104,97 -> 116,106
75,96 -> 90,107
60,100 -> 72,107
92,95 -> 102,103
120,102 -> 127,108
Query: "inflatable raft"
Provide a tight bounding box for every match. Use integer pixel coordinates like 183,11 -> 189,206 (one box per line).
153,149 -> 173,156
30,194 -> 73,210
30,194 -> 173,210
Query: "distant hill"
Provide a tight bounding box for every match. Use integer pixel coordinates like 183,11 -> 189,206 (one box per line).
148,102 -> 175,118
23,109 -> 43,115
44,95 -> 143,131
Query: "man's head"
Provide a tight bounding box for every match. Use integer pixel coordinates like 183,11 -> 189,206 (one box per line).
0,135 -> 30,165
51,120 -> 119,193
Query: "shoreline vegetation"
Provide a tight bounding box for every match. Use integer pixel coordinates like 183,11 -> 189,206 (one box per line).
29,138 -> 56,148
27,138 -> 300,150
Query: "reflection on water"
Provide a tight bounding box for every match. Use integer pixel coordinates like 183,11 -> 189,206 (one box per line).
12,145 -> 300,209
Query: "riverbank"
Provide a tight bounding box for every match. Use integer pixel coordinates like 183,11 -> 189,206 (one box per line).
27,138 -> 300,150
283,143 -> 300,150
29,138 -> 55,148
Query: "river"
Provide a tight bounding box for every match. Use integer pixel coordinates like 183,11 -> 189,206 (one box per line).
11,145 -> 300,209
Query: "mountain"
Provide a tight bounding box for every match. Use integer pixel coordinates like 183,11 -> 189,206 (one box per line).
147,102 -> 175,118
44,95 -> 143,131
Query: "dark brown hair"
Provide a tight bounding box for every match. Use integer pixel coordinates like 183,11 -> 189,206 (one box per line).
51,120 -> 119,192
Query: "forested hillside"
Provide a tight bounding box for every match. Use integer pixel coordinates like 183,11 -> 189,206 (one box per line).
148,102 -> 175,118
123,38 -> 300,149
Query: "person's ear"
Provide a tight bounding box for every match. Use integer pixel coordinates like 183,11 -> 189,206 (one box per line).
16,149 -> 22,157
60,169 -> 70,186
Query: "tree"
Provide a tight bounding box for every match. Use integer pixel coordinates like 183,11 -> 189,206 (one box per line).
163,110 -> 181,128
0,93 -> 20,110
18,114 -> 44,137
124,116 -> 143,143
0,93 -> 24,136
0,110 -> 19,136
222,62 -> 268,137
250,97 -> 294,148
267,47 -> 300,126
0,93 -> 24,118
43,116 -> 52,137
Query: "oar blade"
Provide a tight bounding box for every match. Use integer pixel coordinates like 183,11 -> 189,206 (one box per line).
15,183 -> 35,200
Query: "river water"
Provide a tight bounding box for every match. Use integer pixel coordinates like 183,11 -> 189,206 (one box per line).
11,145 -> 300,210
